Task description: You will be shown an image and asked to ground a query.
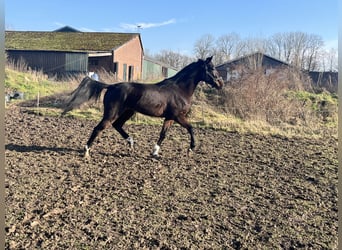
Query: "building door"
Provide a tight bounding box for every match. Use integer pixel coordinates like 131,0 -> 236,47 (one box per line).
128,66 -> 134,81
113,62 -> 118,80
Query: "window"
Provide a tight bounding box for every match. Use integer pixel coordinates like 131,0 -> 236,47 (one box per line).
162,67 -> 168,78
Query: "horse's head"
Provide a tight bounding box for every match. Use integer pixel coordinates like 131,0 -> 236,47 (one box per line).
200,56 -> 224,89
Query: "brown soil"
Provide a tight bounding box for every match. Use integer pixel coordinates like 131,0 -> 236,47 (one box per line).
5,106 -> 337,249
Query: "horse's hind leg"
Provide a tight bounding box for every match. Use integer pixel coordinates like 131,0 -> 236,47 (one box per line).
152,119 -> 174,156
85,118 -> 113,157
112,110 -> 135,149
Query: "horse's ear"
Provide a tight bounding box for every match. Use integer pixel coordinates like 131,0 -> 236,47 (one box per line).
205,56 -> 213,63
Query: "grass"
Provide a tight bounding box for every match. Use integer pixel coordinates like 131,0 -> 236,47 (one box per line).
286,90 -> 338,110
5,68 -> 75,100
65,108 -> 103,121
5,66 -> 337,139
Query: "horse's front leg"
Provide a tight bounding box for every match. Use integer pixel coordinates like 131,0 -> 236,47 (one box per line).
188,126 -> 195,151
152,119 -> 174,156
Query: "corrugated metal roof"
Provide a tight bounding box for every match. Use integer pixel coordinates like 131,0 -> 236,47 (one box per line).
5,31 -> 140,52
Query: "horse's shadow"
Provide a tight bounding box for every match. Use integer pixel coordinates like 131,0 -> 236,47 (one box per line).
5,143 -> 135,159
5,143 -> 82,154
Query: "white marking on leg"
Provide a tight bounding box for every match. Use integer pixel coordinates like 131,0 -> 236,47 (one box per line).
152,144 -> 160,156
127,137 -> 134,148
84,145 -> 90,158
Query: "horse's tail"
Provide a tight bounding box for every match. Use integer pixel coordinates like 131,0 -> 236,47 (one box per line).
62,76 -> 110,115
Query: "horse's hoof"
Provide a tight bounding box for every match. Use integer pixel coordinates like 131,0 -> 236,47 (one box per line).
151,153 -> 161,160
187,148 -> 194,156
152,145 -> 160,156
127,137 -> 134,149
84,145 -> 90,158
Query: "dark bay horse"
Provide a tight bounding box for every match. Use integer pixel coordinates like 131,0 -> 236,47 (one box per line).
62,56 -> 224,157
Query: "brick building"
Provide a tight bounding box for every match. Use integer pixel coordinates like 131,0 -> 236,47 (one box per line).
5,26 -> 143,81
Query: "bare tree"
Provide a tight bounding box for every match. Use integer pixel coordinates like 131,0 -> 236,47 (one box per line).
150,31 -> 332,72
304,34 -> 324,71
266,32 -> 324,70
215,33 -> 241,64
238,36 -> 267,56
266,35 -> 282,60
320,47 -> 338,72
193,34 -> 215,59
267,32 -> 294,63
153,50 -> 194,70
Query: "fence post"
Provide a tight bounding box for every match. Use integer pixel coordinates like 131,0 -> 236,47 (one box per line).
37,91 -> 39,107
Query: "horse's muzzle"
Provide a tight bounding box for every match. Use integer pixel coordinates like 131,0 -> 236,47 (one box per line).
215,77 -> 225,89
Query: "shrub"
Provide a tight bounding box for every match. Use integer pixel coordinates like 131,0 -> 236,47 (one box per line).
218,68 -> 330,126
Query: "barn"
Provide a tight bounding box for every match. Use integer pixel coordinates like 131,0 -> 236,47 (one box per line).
308,71 -> 338,93
216,52 -> 290,81
5,27 -> 144,81
216,52 -> 338,93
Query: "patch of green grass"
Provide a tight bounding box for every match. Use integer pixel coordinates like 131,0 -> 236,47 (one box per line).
128,114 -> 163,126
63,108 -> 103,121
5,68 -> 72,99
286,90 -> 337,110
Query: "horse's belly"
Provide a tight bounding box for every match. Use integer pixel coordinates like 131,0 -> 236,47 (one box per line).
135,104 -> 165,117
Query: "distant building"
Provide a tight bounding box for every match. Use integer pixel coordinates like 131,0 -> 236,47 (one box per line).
307,71 -> 338,93
216,52 -> 290,82
5,26 -> 143,81
6,26 -> 178,81
216,52 -> 338,93
142,56 -> 178,81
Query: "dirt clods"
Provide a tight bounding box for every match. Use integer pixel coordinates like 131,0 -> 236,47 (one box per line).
5,107 -> 337,249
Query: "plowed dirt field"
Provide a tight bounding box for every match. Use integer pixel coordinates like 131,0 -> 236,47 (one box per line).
5,106 -> 337,249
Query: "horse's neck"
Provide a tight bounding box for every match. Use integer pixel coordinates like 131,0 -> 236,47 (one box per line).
180,79 -> 198,97
162,64 -> 201,98
175,73 -> 200,98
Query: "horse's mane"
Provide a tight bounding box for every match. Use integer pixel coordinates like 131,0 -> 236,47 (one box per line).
157,59 -> 203,86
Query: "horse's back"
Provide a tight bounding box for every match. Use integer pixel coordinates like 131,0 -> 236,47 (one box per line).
104,82 -> 173,117
104,82 -> 158,106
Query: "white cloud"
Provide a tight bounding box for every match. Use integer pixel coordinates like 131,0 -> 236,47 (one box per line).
120,19 -> 176,31
52,19 -> 177,33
